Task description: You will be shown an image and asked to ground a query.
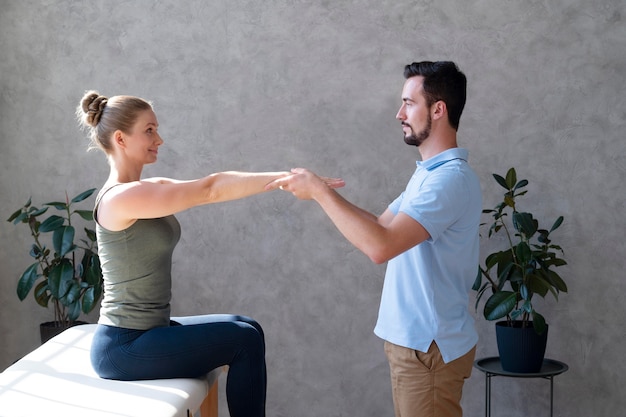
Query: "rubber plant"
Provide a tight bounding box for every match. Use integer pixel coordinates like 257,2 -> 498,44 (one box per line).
7,188 -> 103,328
472,168 -> 568,334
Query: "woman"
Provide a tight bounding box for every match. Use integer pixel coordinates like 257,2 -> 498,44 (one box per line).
77,90 -> 343,417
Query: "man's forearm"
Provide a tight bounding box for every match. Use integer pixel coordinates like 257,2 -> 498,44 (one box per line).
314,188 -> 389,263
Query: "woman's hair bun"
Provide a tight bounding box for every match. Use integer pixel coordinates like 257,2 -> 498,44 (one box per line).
80,90 -> 109,127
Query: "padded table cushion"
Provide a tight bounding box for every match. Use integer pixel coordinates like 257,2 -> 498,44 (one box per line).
0,324 -> 219,417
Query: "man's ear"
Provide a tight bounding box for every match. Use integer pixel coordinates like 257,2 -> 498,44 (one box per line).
431,100 -> 447,121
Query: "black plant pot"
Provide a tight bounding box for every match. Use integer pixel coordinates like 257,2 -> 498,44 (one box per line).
39,321 -> 88,344
495,320 -> 548,373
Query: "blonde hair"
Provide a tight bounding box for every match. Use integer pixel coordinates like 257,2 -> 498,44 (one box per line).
76,90 -> 153,153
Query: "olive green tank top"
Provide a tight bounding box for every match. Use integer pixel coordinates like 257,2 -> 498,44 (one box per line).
94,186 -> 181,330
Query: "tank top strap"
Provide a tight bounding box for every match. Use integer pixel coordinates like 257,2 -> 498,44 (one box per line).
94,183 -> 125,223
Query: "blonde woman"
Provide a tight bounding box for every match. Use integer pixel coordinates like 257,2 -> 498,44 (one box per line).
77,90 -> 343,417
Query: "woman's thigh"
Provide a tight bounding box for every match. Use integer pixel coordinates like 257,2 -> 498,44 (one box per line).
92,316 -> 265,380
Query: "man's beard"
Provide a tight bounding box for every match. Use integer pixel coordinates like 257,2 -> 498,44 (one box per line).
403,115 -> 431,147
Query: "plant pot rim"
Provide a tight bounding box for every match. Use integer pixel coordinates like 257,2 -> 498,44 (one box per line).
496,320 -> 549,328
40,320 -> 89,328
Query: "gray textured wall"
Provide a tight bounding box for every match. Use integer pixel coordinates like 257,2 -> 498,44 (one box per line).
1,1 -> 624,416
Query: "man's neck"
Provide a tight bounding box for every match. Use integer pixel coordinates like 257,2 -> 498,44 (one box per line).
417,135 -> 458,161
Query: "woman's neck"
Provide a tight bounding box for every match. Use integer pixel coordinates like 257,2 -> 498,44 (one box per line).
107,157 -> 143,183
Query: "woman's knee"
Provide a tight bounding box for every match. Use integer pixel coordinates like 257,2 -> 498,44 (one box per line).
235,316 -> 265,343
238,322 -> 265,350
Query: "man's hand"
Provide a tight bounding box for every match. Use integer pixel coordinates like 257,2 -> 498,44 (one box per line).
265,168 -> 345,200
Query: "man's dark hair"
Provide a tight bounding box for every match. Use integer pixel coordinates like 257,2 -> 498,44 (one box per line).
404,61 -> 466,131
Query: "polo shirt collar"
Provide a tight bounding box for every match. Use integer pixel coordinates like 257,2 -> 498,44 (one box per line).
417,148 -> 469,171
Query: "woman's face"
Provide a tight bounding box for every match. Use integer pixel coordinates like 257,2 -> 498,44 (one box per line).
122,109 -> 163,164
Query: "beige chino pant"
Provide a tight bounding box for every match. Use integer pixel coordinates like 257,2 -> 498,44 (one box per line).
384,341 -> 476,417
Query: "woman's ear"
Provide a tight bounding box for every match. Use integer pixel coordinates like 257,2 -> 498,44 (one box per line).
114,130 -> 125,148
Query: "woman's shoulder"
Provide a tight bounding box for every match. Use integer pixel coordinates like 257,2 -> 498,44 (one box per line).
100,178 -> 174,198
140,177 -> 183,185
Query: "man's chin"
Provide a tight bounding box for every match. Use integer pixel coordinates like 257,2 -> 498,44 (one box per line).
404,135 -> 421,147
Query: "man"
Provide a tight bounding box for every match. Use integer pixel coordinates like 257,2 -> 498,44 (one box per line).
269,61 -> 481,417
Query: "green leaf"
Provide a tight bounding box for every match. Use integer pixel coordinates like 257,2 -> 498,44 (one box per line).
536,229 -> 550,244
526,273 -> 551,298
11,211 -> 29,224
92,282 -> 103,307
520,283 -> 529,300
84,227 -> 97,242
484,291 -> 517,320
29,243 -> 43,259
510,308 -> 523,320
30,207 -> 49,217
7,208 -> 23,223
515,242 -> 532,264
52,226 -> 75,257
493,249 -> 515,278
47,260 -> 74,299
75,210 -> 94,221
497,262 -> 516,286
550,216 -> 564,232
474,283 -> 492,311
493,173 -> 508,190
71,188 -> 97,203
513,212 -> 537,237
536,270 -> 564,300
546,270 -> 568,293
82,287 -> 96,314
34,281 -> 50,307
85,255 -> 102,286
45,201 -> 69,211
485,251 -> 502,270
17,263 -> 40,300
505,168 -> 517,189
532,311 -> 547,334
67,299 -> 82,322
472,268 -> 482,291
513,179 -> 528,191
63,281 -> 81,305
39,215 -> 65,233
550,256 -> 567,267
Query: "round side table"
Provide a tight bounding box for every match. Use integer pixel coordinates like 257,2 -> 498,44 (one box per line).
473,357 -> 568,417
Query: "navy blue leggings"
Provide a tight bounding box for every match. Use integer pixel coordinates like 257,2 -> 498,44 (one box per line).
90,314 -> 266,417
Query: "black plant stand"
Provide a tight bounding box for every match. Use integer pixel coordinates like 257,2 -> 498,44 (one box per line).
474,357 -> 568,417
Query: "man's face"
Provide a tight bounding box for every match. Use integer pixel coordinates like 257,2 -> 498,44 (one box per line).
396,76 -> 432,147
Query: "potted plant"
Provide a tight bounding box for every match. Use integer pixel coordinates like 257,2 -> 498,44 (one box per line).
7,188 -> 103,343
472,168 -> 568,372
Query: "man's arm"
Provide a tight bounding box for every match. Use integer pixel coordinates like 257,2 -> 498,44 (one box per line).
269,168 -> 430,264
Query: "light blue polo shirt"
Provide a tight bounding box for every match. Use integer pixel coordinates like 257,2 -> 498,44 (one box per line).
373,148 -> 482,363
